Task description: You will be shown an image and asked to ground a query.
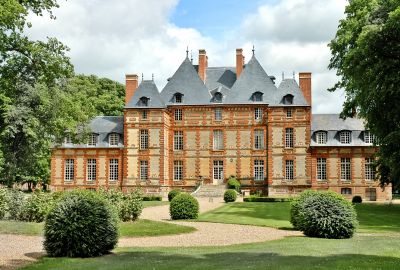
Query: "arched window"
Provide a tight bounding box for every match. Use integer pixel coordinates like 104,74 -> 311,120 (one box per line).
283,94 -> 294,105
174,93 -> 183,103
252,91 -> 263,102
213,92 -> 223,103
139,96 -> 149,107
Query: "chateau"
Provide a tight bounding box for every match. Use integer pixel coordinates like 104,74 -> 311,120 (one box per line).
50,48 -> 391,201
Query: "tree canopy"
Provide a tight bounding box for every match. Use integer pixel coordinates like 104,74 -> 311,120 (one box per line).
328,0 -> 400,189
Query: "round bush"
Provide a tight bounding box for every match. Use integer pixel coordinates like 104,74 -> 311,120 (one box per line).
224,189 -> 237,203
118,190 -> 143,222
227,178 -> 240,191
290,190 -> 357,239
352,195 -> 362,203
44,190 -> 119,257
168,189 -> 181,202
170,193 -> 199,220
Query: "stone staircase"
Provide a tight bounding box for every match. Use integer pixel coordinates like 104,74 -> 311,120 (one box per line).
192,184 -> 227,197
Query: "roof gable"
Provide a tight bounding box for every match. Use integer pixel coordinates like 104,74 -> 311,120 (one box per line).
125,80 -> 165,108
276,79 -> 308,106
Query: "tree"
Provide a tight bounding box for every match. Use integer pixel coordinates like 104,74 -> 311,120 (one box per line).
328,0 -> 400,189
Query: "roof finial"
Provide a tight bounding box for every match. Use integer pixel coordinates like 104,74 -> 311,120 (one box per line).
190,50 -> 193,63
141,73 -> 144,81
252,45 -> 255,56
152,73 -> 154,81
282,71 -> 285,80
186,46 -> 189,58
292,71 -> 295,79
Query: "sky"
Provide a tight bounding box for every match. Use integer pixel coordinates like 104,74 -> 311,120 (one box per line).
26,0 -> 348,113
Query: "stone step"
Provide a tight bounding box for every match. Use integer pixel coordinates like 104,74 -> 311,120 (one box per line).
192,184 -> 227,197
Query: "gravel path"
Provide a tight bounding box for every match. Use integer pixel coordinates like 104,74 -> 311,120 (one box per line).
0,197 -> 301,269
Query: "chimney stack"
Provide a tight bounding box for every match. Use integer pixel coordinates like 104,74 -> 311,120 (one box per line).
236,48 -> 245,78
198,49 -> 208,82
298,72 -> 312,106
125,74 -> 138,105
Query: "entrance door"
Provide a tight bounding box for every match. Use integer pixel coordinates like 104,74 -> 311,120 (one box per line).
365,188 -> 377,201
213,160 -> 224,185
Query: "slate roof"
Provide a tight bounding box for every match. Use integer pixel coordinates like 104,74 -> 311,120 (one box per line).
205,67 -> 236,90
311,114 -> 371,147
160,57 -> 210,105
125,80 -> 165,108
275,79 -> 309,106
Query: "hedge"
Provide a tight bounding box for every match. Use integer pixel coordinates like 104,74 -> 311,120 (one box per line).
244,197 -> 293,202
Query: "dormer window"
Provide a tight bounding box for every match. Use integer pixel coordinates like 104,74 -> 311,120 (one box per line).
364,131 -> 374,144
283,94 -> 294,105
174,93 -> 183,103
213,92 -> 223,103
340,131 -> 351,144
316,131 -> 327,144
139,97 -> 149,107
88,133 -> 99,146
252,91 -> 263,102
109,133 -> 119,146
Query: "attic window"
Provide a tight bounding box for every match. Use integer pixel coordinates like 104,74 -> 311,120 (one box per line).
174,93 -> 183,103
213,92 -> 223,103
252,92 -> 263,102
340,131 -> 351,144
139,97 -> 149,107
283,94 -> 294,105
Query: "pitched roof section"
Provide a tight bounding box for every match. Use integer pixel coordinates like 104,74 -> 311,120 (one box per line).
205,67 -> 236,90
160,57 -> 210,105
275,79 -> 309,106
312,114 -> 366,131
125,80 -> 165,108
225,55 -> 278,104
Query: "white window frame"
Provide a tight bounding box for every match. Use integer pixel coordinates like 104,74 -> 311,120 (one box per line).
174,130 -> 184,151
64,159 -> 74,182
341,158 -> 351,181
87,159 -> 97,181
316,131 -> 327,144
175,109 -> 182,121
254,160 -> 264,181
286,108 -> 292,118
140,130 -> 149,150
340,131 -> 351,144
285,128 -> 294,148
364,131 -> 374,144
173,160 -> 183,181
213,160 -> 224,181
365,157 -> 375,181
254,129 -> 264,150
215,108 -> 222,121
316,157 -> 327,181
254,108 -> 262,120
213,130 -> 223,150
88,133 -> 98,146
341,188 -> 352,195
109,159 -> 119,181
140,160 -> 148,181
109,133 -> 119,146
285,160 -> 294,180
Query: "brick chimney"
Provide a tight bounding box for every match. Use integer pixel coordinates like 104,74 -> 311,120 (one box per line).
198,49 -> 208,82
125,74 -> 138,105
236,48 -> 245,78
299,72 -> 312,106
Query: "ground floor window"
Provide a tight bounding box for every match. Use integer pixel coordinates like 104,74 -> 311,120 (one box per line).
285,160 -> 294,180
316,157 -> 327,180
140,160 -> 148,181
64,159 -> 74,182
340,158 -> 351,181
254,160 -> 264,181
365,158 -> 375,181
341,187 -> 352,195
174,160 -> 183,181
109,159 -> 119,181
87,159 -> 96,181
213,160 -> 224,180
366,188 -> 377,201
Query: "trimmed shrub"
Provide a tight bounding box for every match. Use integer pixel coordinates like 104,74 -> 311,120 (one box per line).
119,190 -> 143,222
20,192 -> 53,222
227,178 -> 240,191
244,197 -> 293,202
290,190 -> 358,239
224,190 -> 237,203
142,195 -> 162,201
352,195 -> 362,204
168,189 -> 181,202
44,190 -> 118,257
0,188 -> 7,219
170,193 -> 199,220
7,190 -> 26,220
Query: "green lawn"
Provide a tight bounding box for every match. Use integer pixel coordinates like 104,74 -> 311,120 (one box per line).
0,219 -> 194,237
198,202 -> 400,233
142,201 -> 168,208
21,235 -> 400,270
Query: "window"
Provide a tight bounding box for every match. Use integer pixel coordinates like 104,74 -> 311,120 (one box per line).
364,131 -> 374,144
139,97 -> 149,106
341,188 -> 352,195
64,134 -> 72,144
64,159 -> 74,181
316,158 -> 327,180
173,160 -> 183,181
254,160 -> 264,181
87,159 -> 97,181
174,130 -> 184,151
213,130 -> 223,150
340,131 -> 351,144
213,92 -> 223,103
213,160 -> 224,180
215,108 -> 222,121
88,133 -> 98,146
140,130 -> 149,150
341,158 -> 351,181
140,160 -> 148,181
286,108 -> 292,118
109,159 -> 119,181
285,128 -> 294,148
254,129 -> 264,150
174,93 -> 183,103
142,110 -> 148,119
283,94 -> 294,105
285,160 -> 294,180
252,92 -> 263,102
109,133 -> 119,146
175,109 -> 182,121
365,157 -> 375,181
254,108 -> 262,120
316,131 -> 327,144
